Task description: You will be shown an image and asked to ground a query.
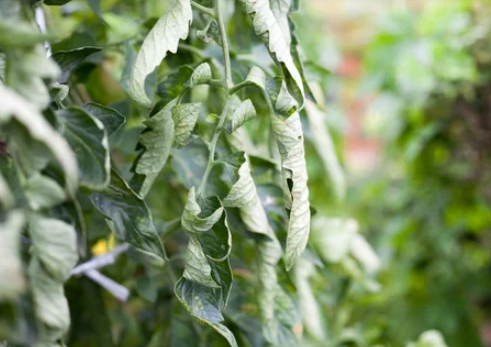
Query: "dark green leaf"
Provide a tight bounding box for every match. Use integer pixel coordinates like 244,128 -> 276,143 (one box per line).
81,102 -> 126,135
89,170 -> 166,260
57,107 -> 110,190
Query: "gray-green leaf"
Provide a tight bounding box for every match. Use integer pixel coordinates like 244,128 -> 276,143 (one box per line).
57,107 -> 110,190
132,100 -> 176,197
239,0 -> 304,106
28,215 -> 79,281
128,0 -> 193,106
271,112 -> 310,270
181,187 -> 224,235
173,103 -> 201,147
0,211 -> 26,301
224,99 -> 256,134
89,170 -> 166,260
24,174 -> 66,211
28,259 -> 71,343
0,85 -> 78,194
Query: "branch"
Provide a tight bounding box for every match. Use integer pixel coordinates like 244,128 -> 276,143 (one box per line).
191,1 -> 215,17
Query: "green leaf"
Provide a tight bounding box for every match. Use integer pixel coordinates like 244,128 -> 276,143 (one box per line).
172,103 -> 201,147
224,99 -> 256,134
0,211 -> 26,301
245,66 -> 267,90
89,170 -> 166,260
182,236 -> 220,288
57,107 -> 110,190
271,112 -> 310,270
128,0 -> 193,106
181,187 -> 224,235
157,63 -> 212,104
0,21 -> 51,48
6,46 -> 61,109
24,174 -> 66,211
131,101 -> 176,197
51,46 -> 102,81
238,0 -> 305,106
304,100 -> 345,200
156,66 -> 193,104
28,259 -> 71,343
175,278 -> 238,347
28,215 -> 79,282
81,102 -> 126,135
0,85 -> 78,194
0,170 -> 14,210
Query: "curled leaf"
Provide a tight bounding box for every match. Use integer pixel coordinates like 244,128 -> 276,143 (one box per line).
0,85 -> 78,194
181,187 -> 224,235
128,0 -> 193,106
238,0 -> 304,106
173,103 -> 201,147
271,113 -> 310,270
224,99 -> 256,134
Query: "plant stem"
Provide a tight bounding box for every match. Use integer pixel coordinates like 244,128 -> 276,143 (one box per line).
214,0 -> 233,89
190,1 -> 215,17
196,0 -> 234,198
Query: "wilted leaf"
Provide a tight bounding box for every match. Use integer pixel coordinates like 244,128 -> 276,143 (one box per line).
24,174 -> 66,211
0,211 -> 26,301
238,0 -> 304,106
28,259 -> 71,343
304,100 -> 345,200
131,101 -> 176,197
0,85 -> 78,194
224,99 -> 256,134
89,170 -> 166,260
128,0 -> 193,106
28,215 -> 79,281
271,112 -> 310,270
173,103 -> 201,147
57,107 -> 110,190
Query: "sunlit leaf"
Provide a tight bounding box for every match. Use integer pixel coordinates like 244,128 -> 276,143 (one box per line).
128,0 -> 193,106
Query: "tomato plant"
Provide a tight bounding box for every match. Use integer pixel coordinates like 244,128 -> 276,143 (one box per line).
0,0 -> 370,346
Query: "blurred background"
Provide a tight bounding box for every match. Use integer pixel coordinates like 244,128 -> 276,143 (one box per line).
296,0 -> 491,346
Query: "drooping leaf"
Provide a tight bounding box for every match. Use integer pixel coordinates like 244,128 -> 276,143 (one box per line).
181,187 -> 224,235
89,170 -> 166,260
28,259 -> 71,343
304,100 -> 345,200
238,0 -> 305,106
51,46 -> 102,78
28,215 -> 79,282
23,174 -> 66,211
57,107 -> 110,190
131,101 -> 176,197
6,46 -> 61,109
0,85 -> 78,194
224,99 -> 256,134
81,102 -> 126,135
172,103 -> 202,147
0,211 -> 26,301
128,0 -> 193,106
271,112 -> 310,270
177,188 -> 235,345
